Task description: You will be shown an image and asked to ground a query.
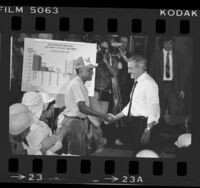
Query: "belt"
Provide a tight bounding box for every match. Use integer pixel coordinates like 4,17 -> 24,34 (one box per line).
63,115 -> 87,120
95,88 -> 112,93
129,116 -> 147,120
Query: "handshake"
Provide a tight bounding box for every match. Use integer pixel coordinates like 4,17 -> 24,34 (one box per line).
104,113 -> 117,124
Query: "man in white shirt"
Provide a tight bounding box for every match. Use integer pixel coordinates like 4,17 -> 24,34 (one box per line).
114,55 -> 160,155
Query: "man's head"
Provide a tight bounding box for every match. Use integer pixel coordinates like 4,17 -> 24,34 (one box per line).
76,67 -> 94,82
159,36 -> 174,51
74,57 -> 97,82
120,36 -> 129,50
127,55 -> 147,79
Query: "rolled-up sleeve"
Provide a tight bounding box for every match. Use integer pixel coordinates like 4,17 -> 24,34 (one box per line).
145,81 -> 160,124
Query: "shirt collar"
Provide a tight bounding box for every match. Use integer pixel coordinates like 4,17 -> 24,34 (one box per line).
135,71 -> 147,83
163,48 -> 172,54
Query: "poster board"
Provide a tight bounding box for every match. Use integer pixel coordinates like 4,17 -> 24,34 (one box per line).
21,38 -> 97,107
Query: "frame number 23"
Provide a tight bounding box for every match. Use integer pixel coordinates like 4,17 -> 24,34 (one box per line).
28,174 -> 43,181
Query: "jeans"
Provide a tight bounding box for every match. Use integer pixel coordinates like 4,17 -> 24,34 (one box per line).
56,117 -> 87,155
90,124 -> 107,148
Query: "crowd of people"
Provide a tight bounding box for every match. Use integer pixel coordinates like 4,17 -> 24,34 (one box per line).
9,34 -> 192,157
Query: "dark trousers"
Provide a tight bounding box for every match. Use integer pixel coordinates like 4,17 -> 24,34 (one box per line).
159,82 -> 180,135
127,117 -> 161,156
160,82 -> 179,117
127,117 -> 147,155
56,117 -> 87,155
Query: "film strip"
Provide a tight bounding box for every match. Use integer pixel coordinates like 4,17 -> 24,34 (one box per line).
0,5 -> 199,186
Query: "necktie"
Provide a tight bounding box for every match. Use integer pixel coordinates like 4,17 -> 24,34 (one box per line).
166,52 -> 170,78
127,81 -> 138,118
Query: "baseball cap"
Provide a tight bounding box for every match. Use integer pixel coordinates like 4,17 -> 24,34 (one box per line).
74,56 -> 97,69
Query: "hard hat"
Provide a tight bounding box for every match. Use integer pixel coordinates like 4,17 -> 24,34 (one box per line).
9,112 -> 34,135
39,92 -> 55,104
136,149 -> 159,158
22,91 -> 43,106
22,91 -> 43,118
174,133 -> 191,148
9,103 -> 30,116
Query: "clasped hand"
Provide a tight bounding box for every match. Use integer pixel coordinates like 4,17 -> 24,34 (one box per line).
104,113 -> 116,124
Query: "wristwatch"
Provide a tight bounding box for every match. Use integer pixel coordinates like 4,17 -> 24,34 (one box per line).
146,126 -> 151,131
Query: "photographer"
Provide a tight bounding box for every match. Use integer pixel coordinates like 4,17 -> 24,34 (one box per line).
108,36 -> 134,146
88,39 -> 118,152
117,36 -> 134,106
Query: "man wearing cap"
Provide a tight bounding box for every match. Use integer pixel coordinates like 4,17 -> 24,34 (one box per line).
9,103 -> 34,155
113,55 -> 160,156
21,91 -> 58,155
9,103 -> 57,155
56,56 -> 115,155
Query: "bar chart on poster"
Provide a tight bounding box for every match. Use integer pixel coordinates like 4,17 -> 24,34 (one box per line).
30,54 -> 75,86
21,38 -> 97,99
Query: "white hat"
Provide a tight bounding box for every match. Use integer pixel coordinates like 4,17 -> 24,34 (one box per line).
39,92 -> 55,104
136,149 -> 159,158
174,133 -> 191,148
9,103 -> 34,135
10,103 -> 30,116
74,56 -> 97,69
9,113 -> 34,135
22,91 -> 43,106
22,91 -> 43,119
